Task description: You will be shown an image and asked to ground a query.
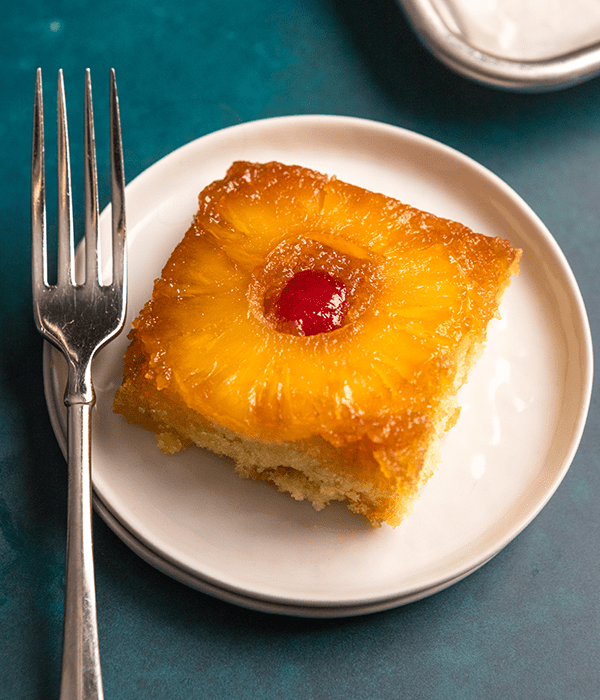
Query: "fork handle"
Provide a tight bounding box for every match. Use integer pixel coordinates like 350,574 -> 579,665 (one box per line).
60,401 -> 104,700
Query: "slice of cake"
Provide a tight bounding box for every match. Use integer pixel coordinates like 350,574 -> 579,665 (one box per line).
113,161 -> 521,527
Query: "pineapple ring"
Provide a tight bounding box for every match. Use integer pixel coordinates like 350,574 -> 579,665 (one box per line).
135,161 -> 513,445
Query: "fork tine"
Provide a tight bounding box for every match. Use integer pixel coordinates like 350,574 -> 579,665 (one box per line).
57,69 -> 74,287
84,68 -> 100,285
31,68 -> 46,292
109,68 -> 126,292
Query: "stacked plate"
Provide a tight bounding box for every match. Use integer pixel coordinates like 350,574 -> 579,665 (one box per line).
44,116 -> 592,617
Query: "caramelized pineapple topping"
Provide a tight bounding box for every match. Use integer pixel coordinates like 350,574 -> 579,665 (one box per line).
115,160 -> 521,525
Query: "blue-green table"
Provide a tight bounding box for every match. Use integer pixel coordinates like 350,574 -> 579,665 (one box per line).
2,1 -> 599,698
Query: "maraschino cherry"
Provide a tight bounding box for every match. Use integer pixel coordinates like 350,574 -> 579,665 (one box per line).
275,269 -> 349,335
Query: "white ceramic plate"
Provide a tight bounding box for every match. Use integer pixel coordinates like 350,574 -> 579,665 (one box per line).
44,115 -> 593,616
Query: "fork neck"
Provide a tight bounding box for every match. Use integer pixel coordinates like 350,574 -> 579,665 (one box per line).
63,356 -> 96,407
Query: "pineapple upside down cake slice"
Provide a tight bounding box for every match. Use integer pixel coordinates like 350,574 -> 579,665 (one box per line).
113,161 -> 522,527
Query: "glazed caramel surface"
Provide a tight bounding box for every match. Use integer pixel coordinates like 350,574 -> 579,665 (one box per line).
130,161 -> 521,469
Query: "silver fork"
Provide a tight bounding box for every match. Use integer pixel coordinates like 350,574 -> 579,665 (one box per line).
32,68 -> 127,700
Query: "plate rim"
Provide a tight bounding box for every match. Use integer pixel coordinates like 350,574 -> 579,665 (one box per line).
93,489 -> 495,617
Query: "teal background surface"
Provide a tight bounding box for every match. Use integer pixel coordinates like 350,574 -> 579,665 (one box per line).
1,0 -> 599,698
